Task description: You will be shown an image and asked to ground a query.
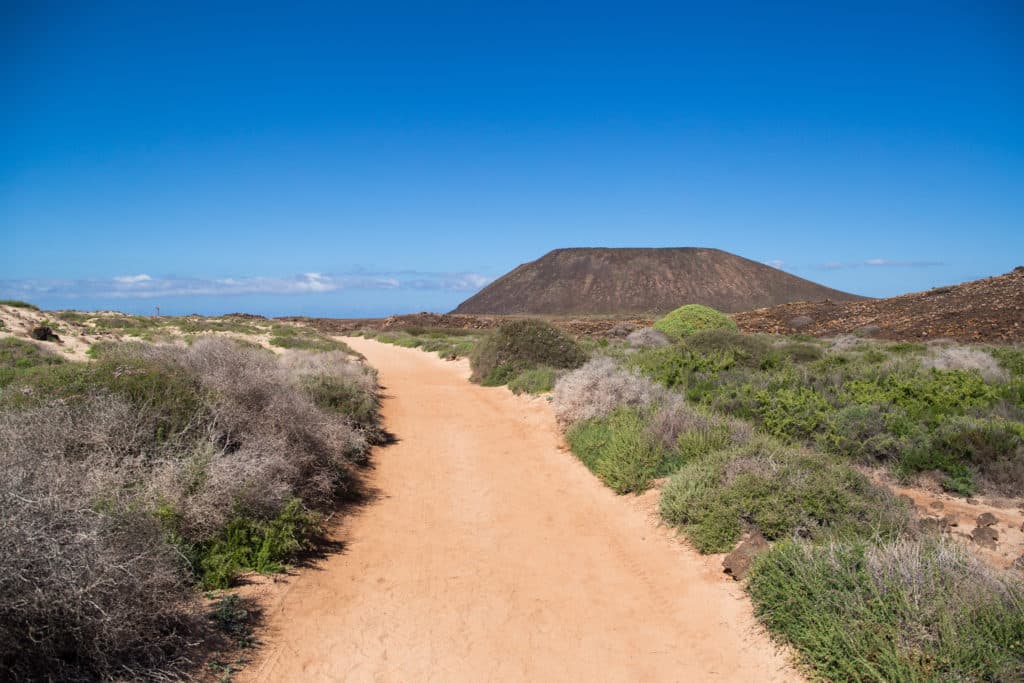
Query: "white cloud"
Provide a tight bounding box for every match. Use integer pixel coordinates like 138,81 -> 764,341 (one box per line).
813,258 -> 944,270
113,274 -> 152,284
0,270 -> 494,300
764,259 -> 785,268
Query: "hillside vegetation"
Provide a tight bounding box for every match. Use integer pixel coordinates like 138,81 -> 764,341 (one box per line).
549,320 -> 1024,680
351,313 -> 1024,679
0,330 -> 381,680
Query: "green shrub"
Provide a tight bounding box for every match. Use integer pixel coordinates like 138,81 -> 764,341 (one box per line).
198,499 -> 319,589
926,416 -> 1024,496
566,407 -> 666,493
843,369 -> 999,421
817,403 -> 917,464
660,439 -> 911,553
1,355 -> 209,440
469,320 -> 586,385
269,324 -> 353,353
992,346 -> 1024,377
90,314 -> 159,332
755,386 -> 832,442
0,337 -> 64,371
685,329 -> 781,368
652,304 -> 737,341
748,538 -> 1024,682
507,366 -> 557,394
302,374 -> 381,430
0,299 -> 40,310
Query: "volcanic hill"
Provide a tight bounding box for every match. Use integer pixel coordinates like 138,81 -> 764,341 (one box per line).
452,247 -> 865,316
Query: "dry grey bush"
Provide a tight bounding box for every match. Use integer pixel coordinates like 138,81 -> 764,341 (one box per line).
132,338 -> 372,538
644,395 -> 751,451
0,336 -> 380,679
921,345 -> 1008,382
552,356 -> 669,425
280,349 -> 378,392
0,400 -> 205,681
625,327 -> 671,348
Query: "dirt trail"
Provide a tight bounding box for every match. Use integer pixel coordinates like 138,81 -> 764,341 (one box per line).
241,338 -> 799,682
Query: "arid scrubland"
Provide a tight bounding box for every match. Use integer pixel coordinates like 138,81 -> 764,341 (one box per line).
0,327 -> 380,680
372,310 -> 1024,681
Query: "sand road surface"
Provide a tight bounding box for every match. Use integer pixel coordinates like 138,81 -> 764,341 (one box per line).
241,338 -> 799,682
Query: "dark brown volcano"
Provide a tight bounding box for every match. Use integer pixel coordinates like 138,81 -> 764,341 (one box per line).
452,248 -> 865,316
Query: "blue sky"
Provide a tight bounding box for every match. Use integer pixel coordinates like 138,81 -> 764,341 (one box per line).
3,2 -> 1022,316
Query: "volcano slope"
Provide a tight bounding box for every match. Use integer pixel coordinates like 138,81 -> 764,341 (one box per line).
240,337 -> 798,682
453,247 -> 864,316
734,267 -> 1024,343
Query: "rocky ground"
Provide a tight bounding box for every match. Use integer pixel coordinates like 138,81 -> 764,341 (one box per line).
733,267 -> 1024,344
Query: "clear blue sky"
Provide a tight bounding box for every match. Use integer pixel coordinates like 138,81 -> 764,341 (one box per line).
3,2 -> 1022,316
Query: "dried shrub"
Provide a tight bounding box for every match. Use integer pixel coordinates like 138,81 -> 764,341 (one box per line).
922,345 -> 1009,382
0,336 -> 380,678
552,357 -> 668,425
625,327 -> 671,348
0,399 -> 206,681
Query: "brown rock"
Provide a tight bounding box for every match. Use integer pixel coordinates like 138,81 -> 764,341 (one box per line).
975,512 -> 998,528
29,325 -> 60,342
942,514 -> 959,528
722,532 -> 769,581
788,315 -> 814,330
971,526 -> 999,549
928,501 -> 944,511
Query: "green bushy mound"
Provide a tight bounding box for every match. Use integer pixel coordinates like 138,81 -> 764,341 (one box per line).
469,319 -> 586,385
653,304 -> 737,341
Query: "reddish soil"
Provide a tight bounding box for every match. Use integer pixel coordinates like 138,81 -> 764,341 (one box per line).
734,268 -> 1024,343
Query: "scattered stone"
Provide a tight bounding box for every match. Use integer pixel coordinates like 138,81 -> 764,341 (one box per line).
788,315 -> 814,330
928,501 -> 944,511
971,526 -> 999,549
919,517 -> 948,534
29,325 -> 60,342
855,324 -> 881,338
722,531 -> 769,581
1013,555 -> 1024,572
975,512 -> 999,528
942,514 -> 959,528
608,322 -> 639,338
966,498 -> 979,505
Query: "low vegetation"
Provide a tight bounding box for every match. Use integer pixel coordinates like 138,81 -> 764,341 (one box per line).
268,324 -> 355,353
0,335 -> 380,680
624,330 -> 1024,496
356,327 -> 483,361
551,324 -> 1024,680
652,303 -> 737,340
749,538 -> 1024,681
0,299 -> 41,310
470,319 -> 587,389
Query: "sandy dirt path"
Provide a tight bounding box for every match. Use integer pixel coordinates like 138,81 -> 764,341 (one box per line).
240,338 -> 799,682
